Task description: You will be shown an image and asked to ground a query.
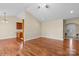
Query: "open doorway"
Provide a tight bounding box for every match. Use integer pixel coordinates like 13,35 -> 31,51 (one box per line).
63,19 -> 79,55
63,19 -> 79,39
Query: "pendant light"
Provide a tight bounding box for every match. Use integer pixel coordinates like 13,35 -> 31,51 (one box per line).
1,12 -> 8,23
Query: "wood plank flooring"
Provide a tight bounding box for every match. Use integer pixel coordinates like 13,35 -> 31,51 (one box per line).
0,37 -> 79,56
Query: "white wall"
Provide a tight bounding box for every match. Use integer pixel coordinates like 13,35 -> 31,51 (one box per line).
25,12 -> 41,40
65,19 -> 79,25
0,11 -> 64,41
0,16 -> 17,39
17,11 -> 41,41
0,11 -> 41,40
16,11 -> 64,41
41,19 -> 63,40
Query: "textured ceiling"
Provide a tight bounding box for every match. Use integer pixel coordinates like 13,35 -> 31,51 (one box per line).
0,3 -> 79,21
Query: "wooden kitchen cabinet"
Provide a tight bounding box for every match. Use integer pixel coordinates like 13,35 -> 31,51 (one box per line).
16,19 -> 24,43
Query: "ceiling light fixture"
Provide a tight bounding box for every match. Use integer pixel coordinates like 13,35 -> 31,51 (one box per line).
1,12 -> 8,23
38,4 -> 49,9
70,10 -> 74,14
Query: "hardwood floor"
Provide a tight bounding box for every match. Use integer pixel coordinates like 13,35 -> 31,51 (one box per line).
22,37 -> 64,56
0,37 -> 79,56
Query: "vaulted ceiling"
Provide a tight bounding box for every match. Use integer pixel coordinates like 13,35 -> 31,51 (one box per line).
0,3 -> 79,21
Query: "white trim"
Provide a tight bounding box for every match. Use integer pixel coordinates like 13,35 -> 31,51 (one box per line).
24,36 -> 63,42
41,36 -> 63,41
0,36 -> 16,40
24,36 -> 41,41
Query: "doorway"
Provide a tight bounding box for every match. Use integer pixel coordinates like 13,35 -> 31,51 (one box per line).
66,23 -> 76,38
63,19 -> 79,55
63,19 -> 79,39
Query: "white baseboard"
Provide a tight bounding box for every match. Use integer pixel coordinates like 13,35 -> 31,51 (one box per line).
0,36 -> 16,40
24,36 -> 63,42
24,36 -> 41,41
41,36 -> 63,41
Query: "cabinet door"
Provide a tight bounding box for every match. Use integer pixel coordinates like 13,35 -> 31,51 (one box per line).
16,22 -> 22,29
17,32 -> 23,42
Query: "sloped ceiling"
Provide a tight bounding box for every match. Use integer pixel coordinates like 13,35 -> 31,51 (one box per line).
0,3 -> 79,21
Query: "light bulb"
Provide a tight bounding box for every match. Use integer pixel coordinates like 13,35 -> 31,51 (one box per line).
70,10 -> 74,14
